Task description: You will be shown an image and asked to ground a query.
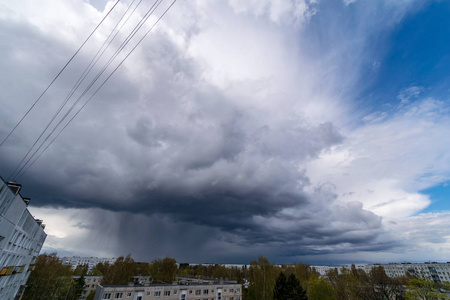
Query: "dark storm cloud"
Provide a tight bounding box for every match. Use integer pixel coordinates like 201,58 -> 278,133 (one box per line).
0,0 -> 406,262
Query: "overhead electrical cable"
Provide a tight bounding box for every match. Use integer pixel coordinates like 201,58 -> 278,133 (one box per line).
14,0 -> 177,180
9,0 -> 142,180
0,0 -> 121,151
9,0 -> 136,180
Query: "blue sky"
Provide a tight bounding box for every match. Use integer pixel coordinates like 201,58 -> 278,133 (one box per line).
0,0 -> 450,264
361,1 -> 450,109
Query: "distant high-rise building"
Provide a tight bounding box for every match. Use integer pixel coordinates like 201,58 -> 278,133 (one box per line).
0,177 -> 47,300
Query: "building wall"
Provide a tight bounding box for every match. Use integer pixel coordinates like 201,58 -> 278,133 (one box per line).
0,178 -> 47,300
94,283 -> 242,300
63,256 -> 116,270
312,263 -> 450,283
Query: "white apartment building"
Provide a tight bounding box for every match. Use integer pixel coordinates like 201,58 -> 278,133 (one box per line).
383,262 -> 450,283
73,275 -> 103,300
313,262 -> 450,284
62,256 -> 116,270
0,178 -> 47,300
94,281 -> 242,300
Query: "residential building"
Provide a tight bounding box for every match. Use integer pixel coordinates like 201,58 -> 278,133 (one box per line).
312,262 -> 450,283
0,177 -> 47,299
94,281 -> 242,300
62,256 -> 116,270
74,275 -> 103,300
383,262 -> 450,283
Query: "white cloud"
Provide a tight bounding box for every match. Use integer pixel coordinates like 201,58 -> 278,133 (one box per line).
307,97 -> 450,220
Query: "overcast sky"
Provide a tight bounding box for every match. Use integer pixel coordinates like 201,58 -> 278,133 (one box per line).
1,0 -> 450,265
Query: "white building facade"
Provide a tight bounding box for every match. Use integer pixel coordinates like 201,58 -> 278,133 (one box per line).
0,178 -> 47,300
94,282 -> 242,300
312,263 -> 450,283
62,256 -> 116,270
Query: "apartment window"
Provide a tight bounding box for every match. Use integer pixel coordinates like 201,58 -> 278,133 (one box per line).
189,290 -> 192,294
155,291 -> 161,297
229,289 -> 234,293
174,290 -> 177,295
127,292 -> 132,298
115,293 -> 123,299
230,297 -> 234,300
236,289 -> 240,293
195,290 -> 201,295
203,289 -> 209,294
103,294 -> 111,299
224,289 -> 227,293
147,291 -> 151,296
164,291 -> 170,297
236,297 -> 240,300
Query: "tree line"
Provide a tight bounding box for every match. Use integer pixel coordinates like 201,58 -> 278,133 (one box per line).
22,254 -> 450,300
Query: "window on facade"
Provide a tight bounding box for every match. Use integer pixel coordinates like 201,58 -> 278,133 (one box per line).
103,294 -> 111,299
195,290 -> 201,295
127,292 -> 132,298
236,289 -> 240,293
115,293 -> 123,299
155,291 -> 161,297
203,289 -> 209,294
229,289 -> 234,293
189,290 -> 192,294
174,290 -> 177,295
230,297 -> 234,300
164,291 -> 170,297
147,291 -> 151,296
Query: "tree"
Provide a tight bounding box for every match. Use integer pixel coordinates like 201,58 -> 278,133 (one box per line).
406,278 -> 448,300
308,276 -> 336,300
247,256 -> 276,300
287,273 -> 308,300
93,261 -> 110,275
357,266 -> 405,300
22,253 -> 73,300
86,291 -> 96,300
65,275 -> 85,300
73,264 -> 89,276
273,272 -> 288,300
101,255 -> 136,285
327,267 -> 359,300
273,272 -> 308,300
150,257 -> 177,283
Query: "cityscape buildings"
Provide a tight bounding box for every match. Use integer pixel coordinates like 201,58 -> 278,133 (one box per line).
62,256 -> 117,270
0,177 -> 47,299
94,280 -> 242,300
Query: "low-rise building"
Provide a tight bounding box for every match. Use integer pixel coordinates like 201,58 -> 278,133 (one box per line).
94,281 -> 242,300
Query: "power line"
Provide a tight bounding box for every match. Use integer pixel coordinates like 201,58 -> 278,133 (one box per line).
9,0 -> 142,180
0,0 -> 121,151
15,0 -> 178,179
11,0 -> 163,181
